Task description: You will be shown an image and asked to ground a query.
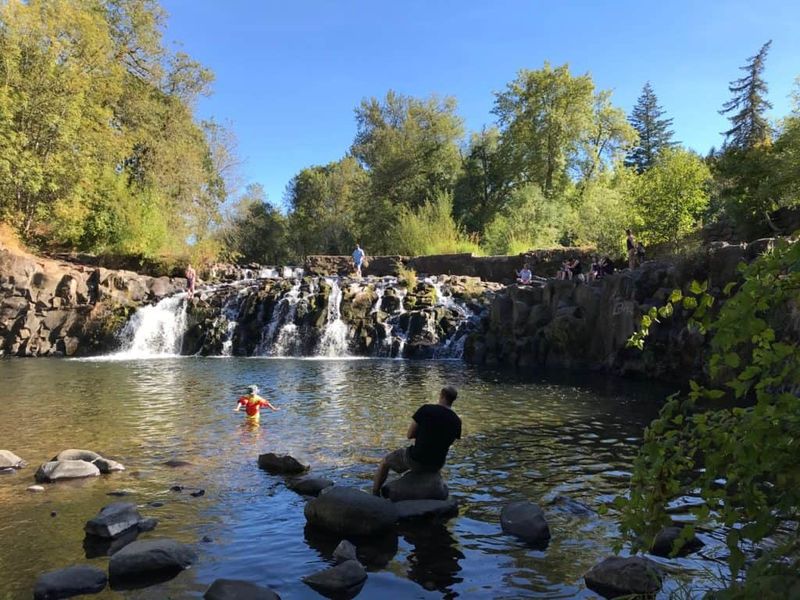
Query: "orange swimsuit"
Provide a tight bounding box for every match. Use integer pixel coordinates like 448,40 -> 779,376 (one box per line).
238,395 -> 271,420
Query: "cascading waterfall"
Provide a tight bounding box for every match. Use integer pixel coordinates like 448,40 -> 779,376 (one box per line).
317,278 -> 349,356
115,295 -> 188,357
259,282 -> 302,355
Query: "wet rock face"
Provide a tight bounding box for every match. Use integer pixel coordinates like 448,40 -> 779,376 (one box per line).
500,501 -> 551,547
584,556 -> 663,599
381,470 -> 449,502
304,487 -> 399,537
108,538 -> 197,588
257,453 -> 309,475
33,565 -> 108,599
0,245 -> 185,357
649,525 -> 705,558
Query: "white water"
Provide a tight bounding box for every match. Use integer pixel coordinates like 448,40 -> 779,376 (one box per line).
259,282 -> 302,356
316,278 -> 349,357
113,294 -> 188,358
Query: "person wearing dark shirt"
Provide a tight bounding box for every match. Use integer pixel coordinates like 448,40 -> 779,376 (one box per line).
626,229 -> 637,270
371,386 -> 462,496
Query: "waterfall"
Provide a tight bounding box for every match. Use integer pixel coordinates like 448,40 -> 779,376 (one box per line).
316,278 -> 349,357
258,282 -> 302,355
114,295 -> 188,358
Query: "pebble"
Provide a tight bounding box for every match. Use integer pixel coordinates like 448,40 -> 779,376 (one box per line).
149,501 -> 164,508
190,489 -> 205,498
50,511 -> 57,517
27,485 -> 45,493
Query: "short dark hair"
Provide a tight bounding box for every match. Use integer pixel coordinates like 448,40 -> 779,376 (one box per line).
440,386 -> 458,405
626,229 -> 632,235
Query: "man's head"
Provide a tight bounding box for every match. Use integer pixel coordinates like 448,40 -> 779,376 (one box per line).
626,229 -> 632,236
439,386 -> 458,406
247,384 -> 259,395
356,243 -> 361,249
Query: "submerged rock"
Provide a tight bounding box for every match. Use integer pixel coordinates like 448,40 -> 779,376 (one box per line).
395,497 -> 459,521
302,559 -> 367,598
108,538 -> 197,588
546,495 -> 596,517
257,453 -> 309,475
381,470 -> 448,502
0,449 -> 26,469
204,578 -> 281,600
332,540 -> 357,564
500,501 -> 551,547
584,556 -> 663,598
92,457 -> 125,474
288,476 -> 334,496
84,502 -> 143,539
35,460 -> 100,483
163,459 -> 192,468
650,526 -> 705,558
34,565 -> 107,599
83,527 -> 141,559
305,487 -> 398,537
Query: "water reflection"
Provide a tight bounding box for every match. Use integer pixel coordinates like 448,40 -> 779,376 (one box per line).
0,358 -> 717,598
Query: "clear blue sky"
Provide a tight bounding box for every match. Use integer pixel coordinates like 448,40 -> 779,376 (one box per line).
162,0 -> 800,206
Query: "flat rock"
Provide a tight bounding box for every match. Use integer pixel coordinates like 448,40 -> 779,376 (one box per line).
84,502 -> 142,539
52,449 -> 101,462
650,526 -> 705,558
204,578 -> 281,600
500,501 -> 551,546
108,538 -> 197,586
584,556 -> 663,599
0,449 -> 26,469
381,470 -> 448,502
303,559 -> 367,598
288,476 -> 334,496
27,485 -> 45,493
35,460 -> 100,483
395,497 -> 459,520
305,487 -> 399,537
332,540 -> 357,564
34,565 -> 107,599
257,453 -> 309,475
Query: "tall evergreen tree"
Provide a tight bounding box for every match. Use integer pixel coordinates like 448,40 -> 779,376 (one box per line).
719,40 -> 773,149
624,82 -> 676,172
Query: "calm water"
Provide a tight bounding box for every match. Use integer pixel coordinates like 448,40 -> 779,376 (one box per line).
0,358 -> 721,599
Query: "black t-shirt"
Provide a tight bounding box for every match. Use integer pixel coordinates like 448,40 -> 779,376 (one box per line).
626,237 -> 635,250
408,404 -> 462,469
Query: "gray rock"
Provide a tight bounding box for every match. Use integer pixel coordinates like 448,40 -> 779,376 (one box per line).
650,526 -> 705,558
257,453 -> 309,475
108,538 -> 197,585
83,528 -> 141,559
34,565 -> 107,599
584,556 -> 663,598
302,559 -> 367,598
92,457 -> 125,473
163,459 -> 192,468
381,470 -> 448,502
288,476 -> 334,496
27,485 -> 45,493
0,449 -> 26,469
52,449 -> 101,462
204,578 -> 281,600
500,501 -> 551,546
395,496 -> 459,520
137,518 -> 158,532
84,502 -> 142,539
35,460 -> 100,483
305,487 -> 399,537
332,540 -> 357,564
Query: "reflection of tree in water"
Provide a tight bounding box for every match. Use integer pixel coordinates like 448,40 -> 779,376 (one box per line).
401,521 -> 464,597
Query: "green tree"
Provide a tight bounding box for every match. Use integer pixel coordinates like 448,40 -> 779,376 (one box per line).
221,184 -> 290,265
394,191 -> 479,256
621,238 -> 800,596
578,90 -> 638,183
635,148 -> 711,248
720,41 -> 773,150
453,127 -> 507,234
625,82 -> 676,173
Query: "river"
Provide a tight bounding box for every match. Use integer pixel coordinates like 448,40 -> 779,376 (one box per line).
0,357 -> 723,598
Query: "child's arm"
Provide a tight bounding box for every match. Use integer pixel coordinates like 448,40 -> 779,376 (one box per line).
260,398 -> 279,411
235,397 -> 246,412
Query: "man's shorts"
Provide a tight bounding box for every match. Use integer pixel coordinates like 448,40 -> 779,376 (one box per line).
384,447 -> 427,473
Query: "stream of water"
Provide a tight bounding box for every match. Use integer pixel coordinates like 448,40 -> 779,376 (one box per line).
0,358 -> 727,598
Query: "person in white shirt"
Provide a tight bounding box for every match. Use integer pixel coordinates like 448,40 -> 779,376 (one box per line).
516,264 -> 533,284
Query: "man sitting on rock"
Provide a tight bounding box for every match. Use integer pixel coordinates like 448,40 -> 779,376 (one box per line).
372,386 -> 462,496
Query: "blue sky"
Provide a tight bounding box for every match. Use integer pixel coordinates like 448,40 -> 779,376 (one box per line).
162,0 -> 800,206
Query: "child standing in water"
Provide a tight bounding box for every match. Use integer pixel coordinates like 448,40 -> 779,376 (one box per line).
235,385 -> 279,423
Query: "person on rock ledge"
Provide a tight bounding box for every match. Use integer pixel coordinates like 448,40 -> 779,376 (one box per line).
352,243 -> 366,277
372,386 -> 462,496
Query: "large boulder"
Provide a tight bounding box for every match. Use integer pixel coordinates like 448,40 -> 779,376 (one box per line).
84,502 -> 143,539
305,487 -> 398,537
288,476 -> 334,497
204,578 -> 281,600
395,497 -> 459,521
51,449 -> 125,474
35,460 -> 100,483
108,539 -> 197,587
500,501 -> 551,547
650,526 -> 705,558
584,556 -> 663,599
34,565 -> 107,599
302,560 -> 367,598
257,453 -> 309,475
0,449 -> 25,469
381,470 -> 448,502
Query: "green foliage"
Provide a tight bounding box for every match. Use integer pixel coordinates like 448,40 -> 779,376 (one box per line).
634,148 -> 711,248
220,184 -> 291,265
453,127 -> 506,234
620,239 -> 800,591
572,169 -> 639,257
720,41 -> 773,150
394,192 -> 481,256
625,82 -> 677,173
396,265 -> 417,290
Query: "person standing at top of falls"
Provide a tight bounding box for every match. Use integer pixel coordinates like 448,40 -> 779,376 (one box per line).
372,386 -> 462,496
625,229 -> 637,270
235,385 -> 279,423
352,244 -> 366,277
185,263 -> 197,299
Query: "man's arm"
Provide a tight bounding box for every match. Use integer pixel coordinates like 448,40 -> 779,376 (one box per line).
406,420 -> 418,439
